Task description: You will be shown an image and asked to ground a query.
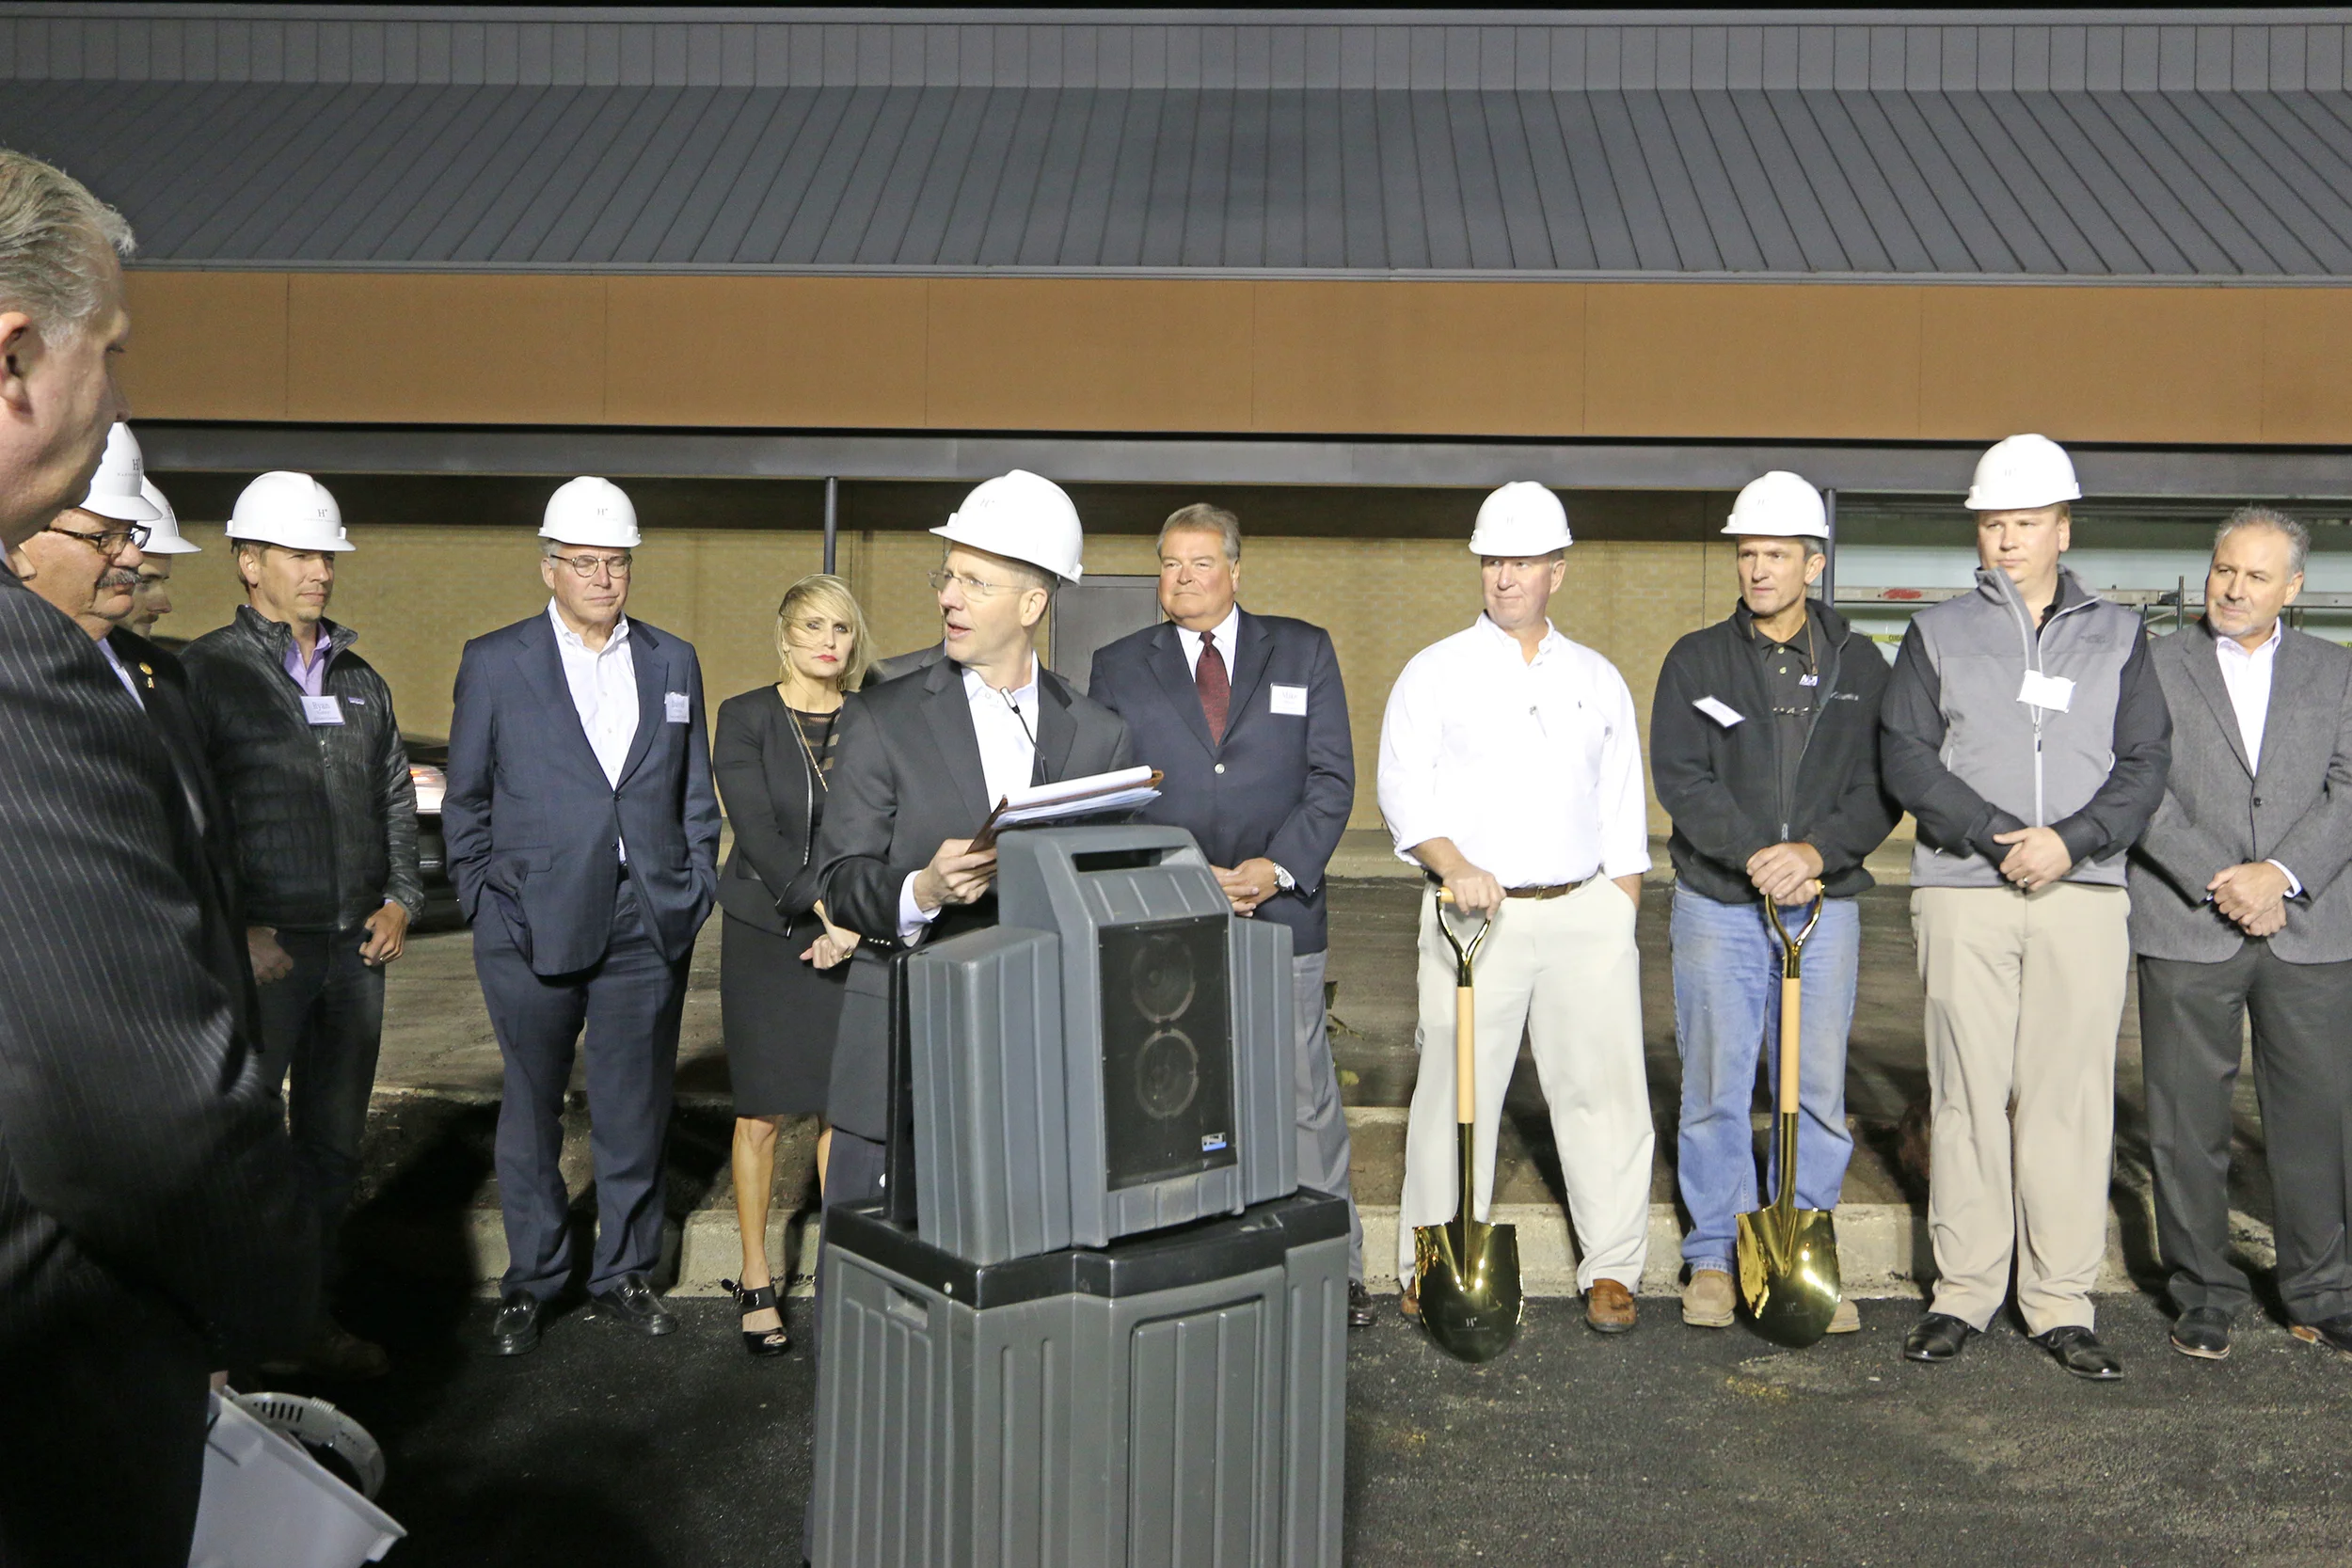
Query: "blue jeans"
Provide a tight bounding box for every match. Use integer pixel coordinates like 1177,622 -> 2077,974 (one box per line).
1670,884 -> 1858,1275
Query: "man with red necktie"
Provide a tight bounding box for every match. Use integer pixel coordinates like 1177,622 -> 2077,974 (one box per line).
1089,502 -> 1369,1326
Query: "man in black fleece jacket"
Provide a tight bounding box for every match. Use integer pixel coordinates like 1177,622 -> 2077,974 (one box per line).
1650,472 -> 1899,1336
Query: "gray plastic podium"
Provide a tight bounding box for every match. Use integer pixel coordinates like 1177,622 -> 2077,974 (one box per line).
908,826 -> 1297,1264
809,1192 -> 1349,1568
810,825 -> 1344,1567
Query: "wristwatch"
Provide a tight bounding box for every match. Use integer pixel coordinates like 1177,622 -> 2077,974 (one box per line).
1271,863 -> 1296,893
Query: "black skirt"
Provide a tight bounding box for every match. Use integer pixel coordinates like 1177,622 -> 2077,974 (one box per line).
719,911 -> 850,1117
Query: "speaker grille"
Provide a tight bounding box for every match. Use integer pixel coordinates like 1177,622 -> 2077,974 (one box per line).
1096,914 -> 1236,1191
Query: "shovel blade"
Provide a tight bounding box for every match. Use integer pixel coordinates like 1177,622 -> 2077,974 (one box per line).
1412,1219 -> 1524,1363
1735,1207 -> 1842,1349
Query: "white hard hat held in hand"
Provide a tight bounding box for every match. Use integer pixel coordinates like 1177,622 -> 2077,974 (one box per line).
541,476 -> 642,548
1723,471 -> 1829,539
931,469 -> 1084,582
137,476 -> 199,554
77,422 -> 164,524
1469,482 -> 1571,556
1966,435 -> 2081,512
227,471 -> 353,552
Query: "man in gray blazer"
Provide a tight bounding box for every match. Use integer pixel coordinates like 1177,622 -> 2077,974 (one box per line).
2131,506 -> 2352,1363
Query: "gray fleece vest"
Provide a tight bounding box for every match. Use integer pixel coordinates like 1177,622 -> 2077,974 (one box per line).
1910,567 -> 2140,890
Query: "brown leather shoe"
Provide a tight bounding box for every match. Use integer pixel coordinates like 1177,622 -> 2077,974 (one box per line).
1399,1279 -> 1421,1321
1585,1278 -> 1637,1334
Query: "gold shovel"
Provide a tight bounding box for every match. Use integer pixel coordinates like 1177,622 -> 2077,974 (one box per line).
1736,889 -> 1844,1348
1412,890 -> 1523,1364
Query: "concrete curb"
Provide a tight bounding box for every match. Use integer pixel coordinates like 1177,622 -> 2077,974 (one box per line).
367,1197 -> 2250,1303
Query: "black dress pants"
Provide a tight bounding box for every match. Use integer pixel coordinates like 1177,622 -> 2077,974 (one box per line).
2140,942 -> 2352,1323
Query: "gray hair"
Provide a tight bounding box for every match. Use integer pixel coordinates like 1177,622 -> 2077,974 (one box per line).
0,150 -> 134,341
2216,505 -> 2310,577
1158,502 -> 1242,562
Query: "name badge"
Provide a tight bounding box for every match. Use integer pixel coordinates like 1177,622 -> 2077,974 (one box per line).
301,694 -> 345,726
2017,671 -> 2075,713
1693,695 -> 1745,728
1270,683 -> 1308,717
664,691 -> 691,723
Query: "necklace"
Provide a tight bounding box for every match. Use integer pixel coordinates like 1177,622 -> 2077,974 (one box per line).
787,702 -> 832,793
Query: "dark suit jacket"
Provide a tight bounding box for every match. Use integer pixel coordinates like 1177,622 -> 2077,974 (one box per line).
815,654 -> 1132,1134
444,610 -> 722,975
0,571 -> 315,1367
1088,610 -> 1355,954
2130,621 -> 2352,964
868,642 -> 947,685
713,684 -> 828,939
110,626 -> 261,1040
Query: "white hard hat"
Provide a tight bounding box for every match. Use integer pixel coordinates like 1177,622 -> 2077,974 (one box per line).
1723,470 -> 1829,540
930,469 -> 1084,582
540,476 -> 641,548
1966,434 -> 2081,512
76,422 -> 163,524
226,471 -> 353,552
136,476 -> 199,555
1468,482 -> 1571,556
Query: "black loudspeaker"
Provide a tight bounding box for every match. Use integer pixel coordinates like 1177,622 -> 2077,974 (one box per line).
1097,913 -> 1237,1191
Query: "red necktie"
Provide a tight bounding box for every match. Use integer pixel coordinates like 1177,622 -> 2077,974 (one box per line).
1196,629 -> 1231,744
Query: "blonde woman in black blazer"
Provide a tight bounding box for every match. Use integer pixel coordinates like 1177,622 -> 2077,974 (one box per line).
711,574 -> 871,1355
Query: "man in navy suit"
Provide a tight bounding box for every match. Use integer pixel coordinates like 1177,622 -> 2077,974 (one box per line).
443,477 -> 721,1355
1089,503 -> 1369,1325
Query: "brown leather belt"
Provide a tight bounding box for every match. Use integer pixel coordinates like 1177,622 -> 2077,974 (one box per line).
1427,876 -> 1589,900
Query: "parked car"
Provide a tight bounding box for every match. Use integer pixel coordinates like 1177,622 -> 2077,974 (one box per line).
403,734 -> 465,928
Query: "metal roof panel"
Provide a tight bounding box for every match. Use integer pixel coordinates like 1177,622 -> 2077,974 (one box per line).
8,75 -> 2350,277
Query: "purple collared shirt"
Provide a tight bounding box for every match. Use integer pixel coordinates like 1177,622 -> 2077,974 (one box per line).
284,633 -> 329,696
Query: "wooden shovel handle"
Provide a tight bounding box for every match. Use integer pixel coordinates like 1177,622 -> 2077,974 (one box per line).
1455,987 -> 1476,1126
1777,975 -> 1803,1116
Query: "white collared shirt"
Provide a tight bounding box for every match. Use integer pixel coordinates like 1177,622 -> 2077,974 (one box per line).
2215,620 -> 2302,896
1173,605 -> 1242,678
1378,614 -> 1651,888
2216,619 -> 2281,771
548,600 -> 637,861
897,657 -> 1042,942
97,636 -> 143,706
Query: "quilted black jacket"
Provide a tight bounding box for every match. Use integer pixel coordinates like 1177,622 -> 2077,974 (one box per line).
183,606 -> 422,932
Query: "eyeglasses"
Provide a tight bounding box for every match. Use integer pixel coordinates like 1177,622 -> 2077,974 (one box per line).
926,567 -> 1014,598
46,521 -> 149,558
551,551 -> 632,578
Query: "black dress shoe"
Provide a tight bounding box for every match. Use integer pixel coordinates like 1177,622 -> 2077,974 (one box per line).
587,1273 -> 677,1337
1902,1312 -> 1976,1362
1346,1281 -> 1376,1329
2290,1310 -> 2352,1354
2034,1324 -> 2123,1381
490,1290 -> 545,1356
2169,1307 -> 2233,1361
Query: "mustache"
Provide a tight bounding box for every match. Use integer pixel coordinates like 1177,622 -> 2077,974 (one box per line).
97,569 -> 139,591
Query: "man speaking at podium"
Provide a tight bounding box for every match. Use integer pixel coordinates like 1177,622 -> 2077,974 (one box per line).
815,469 -> 1133,1206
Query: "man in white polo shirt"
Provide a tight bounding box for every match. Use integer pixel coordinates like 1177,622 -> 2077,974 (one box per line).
1378,482 -> 1655,1333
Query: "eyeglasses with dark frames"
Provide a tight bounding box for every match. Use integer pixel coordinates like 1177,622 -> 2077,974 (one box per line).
552,550 -> 633,578
45,521 -> 150,558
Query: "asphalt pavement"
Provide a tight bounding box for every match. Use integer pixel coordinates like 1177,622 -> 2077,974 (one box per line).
280,1282 -> 2352,1567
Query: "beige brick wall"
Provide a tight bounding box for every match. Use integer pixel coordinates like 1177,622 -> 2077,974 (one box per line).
160,526 -> 1738,833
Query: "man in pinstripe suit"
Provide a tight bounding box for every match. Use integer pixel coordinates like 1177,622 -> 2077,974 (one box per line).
0,150 -> 316,1567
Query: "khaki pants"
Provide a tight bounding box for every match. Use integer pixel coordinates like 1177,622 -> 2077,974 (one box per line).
1911,882 -> 2129,1335
1396,879 -> 1652,1291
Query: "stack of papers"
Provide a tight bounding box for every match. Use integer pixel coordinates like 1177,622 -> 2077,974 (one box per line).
972,766 -> 1162,849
